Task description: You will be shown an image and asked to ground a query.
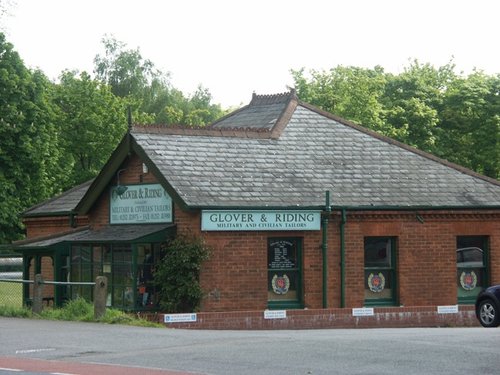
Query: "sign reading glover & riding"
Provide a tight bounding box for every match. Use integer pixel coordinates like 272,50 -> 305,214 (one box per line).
201,210 -> 321,231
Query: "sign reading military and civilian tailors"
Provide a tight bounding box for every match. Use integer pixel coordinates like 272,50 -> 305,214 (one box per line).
201,210 -> 321,231
110,184 -> 172,224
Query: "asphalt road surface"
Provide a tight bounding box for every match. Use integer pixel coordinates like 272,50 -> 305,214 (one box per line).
1,317 -> 499,374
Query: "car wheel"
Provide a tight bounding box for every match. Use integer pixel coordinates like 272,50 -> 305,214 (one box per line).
477,299 -> 500,328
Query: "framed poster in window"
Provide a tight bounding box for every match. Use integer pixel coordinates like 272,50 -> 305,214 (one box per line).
267,238 -> 303,309
364,237 -> 397,306
457,236 -> 488,304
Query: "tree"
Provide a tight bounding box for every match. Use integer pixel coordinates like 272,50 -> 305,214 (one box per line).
292,66 -> 389,134
94,36 -> 224,125
54,71 -> 128,186
382,60 -> 456,152
0,33 -> 62,242
0,0 -> 14,32
439,71 -> 500,178
94,36 -> 162,98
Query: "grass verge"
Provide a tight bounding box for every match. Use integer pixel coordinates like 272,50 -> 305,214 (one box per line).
0,298 -> 163,328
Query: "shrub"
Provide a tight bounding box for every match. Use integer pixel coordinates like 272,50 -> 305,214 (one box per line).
154,235 -> 210,313
40,297 -> 93,321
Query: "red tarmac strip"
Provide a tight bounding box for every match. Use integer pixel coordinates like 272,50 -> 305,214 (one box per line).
0,356 -> 200,375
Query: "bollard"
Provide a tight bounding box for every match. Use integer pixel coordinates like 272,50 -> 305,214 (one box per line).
32,274 -> 44,314
94,276 -> 108,319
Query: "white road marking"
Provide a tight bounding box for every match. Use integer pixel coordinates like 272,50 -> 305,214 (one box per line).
15,348 -> 56,354
0,368 -> 22,372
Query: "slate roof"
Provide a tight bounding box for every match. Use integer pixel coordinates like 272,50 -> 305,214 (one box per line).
23,180 -> 93,217
24,91 -> 500,216
132,91 -> 500,209
15,224 -> 173,248
211,91 -> 296,131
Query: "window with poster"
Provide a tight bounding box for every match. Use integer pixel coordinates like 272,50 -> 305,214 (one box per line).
69,241 -> 167,310
364,237 -> 397,306
457,236 -> 488,304
267,238 -> 303,309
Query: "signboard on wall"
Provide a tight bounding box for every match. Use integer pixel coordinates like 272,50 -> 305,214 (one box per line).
110,184 -> 172,224
201,210 -> 321,231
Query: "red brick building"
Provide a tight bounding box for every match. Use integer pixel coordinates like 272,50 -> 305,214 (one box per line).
14,91 -> 500,328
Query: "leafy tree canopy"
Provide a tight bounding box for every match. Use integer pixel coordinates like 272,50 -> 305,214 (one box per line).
94,36 -> 225,125
0,33 -> 64,242
53,70 -> 128,187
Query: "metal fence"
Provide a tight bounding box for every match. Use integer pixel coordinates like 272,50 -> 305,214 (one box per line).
0,255 -> 23,308
0,255 -> 108,318
0,274 -> 108,318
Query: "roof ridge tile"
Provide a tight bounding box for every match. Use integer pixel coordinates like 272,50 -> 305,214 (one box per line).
132,124 -> 272,139
250,89 -> 297,106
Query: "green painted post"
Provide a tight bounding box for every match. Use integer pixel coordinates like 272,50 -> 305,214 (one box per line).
340,209 -> 347,308
322,191 -> 331,308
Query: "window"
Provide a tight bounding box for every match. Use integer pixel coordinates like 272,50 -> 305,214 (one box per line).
457,236 -> 488,303
70,245 -> 93,301
70,244 -> 133,308
69,243 -> 166,310
364,237 -> 397,306
136,243 -> 163,308
111,244 -> 133,309
267,238 -> 303,309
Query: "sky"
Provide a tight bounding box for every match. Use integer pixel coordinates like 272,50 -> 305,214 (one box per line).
2,0 -> 500,108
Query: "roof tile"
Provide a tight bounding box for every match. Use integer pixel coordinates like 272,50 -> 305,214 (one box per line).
133,104 -> 500,208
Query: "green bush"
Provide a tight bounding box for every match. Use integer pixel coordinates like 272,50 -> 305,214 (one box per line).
40,297 -> 93,321
154,235 -> 210,313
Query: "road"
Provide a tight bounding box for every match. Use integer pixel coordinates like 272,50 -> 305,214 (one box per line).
0,317 -> 499,374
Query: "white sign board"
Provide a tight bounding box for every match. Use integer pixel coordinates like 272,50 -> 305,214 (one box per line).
437,305 -> 459,314
264,310 -> 287,320
110,184 -> 172,224
164,313 -> 197,323
201,210 -> 321,231
352,307 -> 374,317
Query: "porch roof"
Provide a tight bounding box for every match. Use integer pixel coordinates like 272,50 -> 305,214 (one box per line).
14,224 -> 175,249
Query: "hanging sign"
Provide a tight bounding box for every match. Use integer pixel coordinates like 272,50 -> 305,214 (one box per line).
201,210 -> 321,231
110,184 -> 172,224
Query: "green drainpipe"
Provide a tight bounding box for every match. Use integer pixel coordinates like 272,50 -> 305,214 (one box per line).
340,208 -> 347,308
322,191 -> 331,308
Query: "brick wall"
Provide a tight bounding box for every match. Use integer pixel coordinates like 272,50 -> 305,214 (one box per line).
157,305 -> 478,330
189,210 -> 499,312
24,216 -> 89,239
334,211 -> 500,309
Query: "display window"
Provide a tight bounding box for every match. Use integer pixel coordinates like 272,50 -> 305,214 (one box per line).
267,237 -> 303,309
69,242 -> 164,310
364,237 -> 397,306
456,236 -> 488,304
